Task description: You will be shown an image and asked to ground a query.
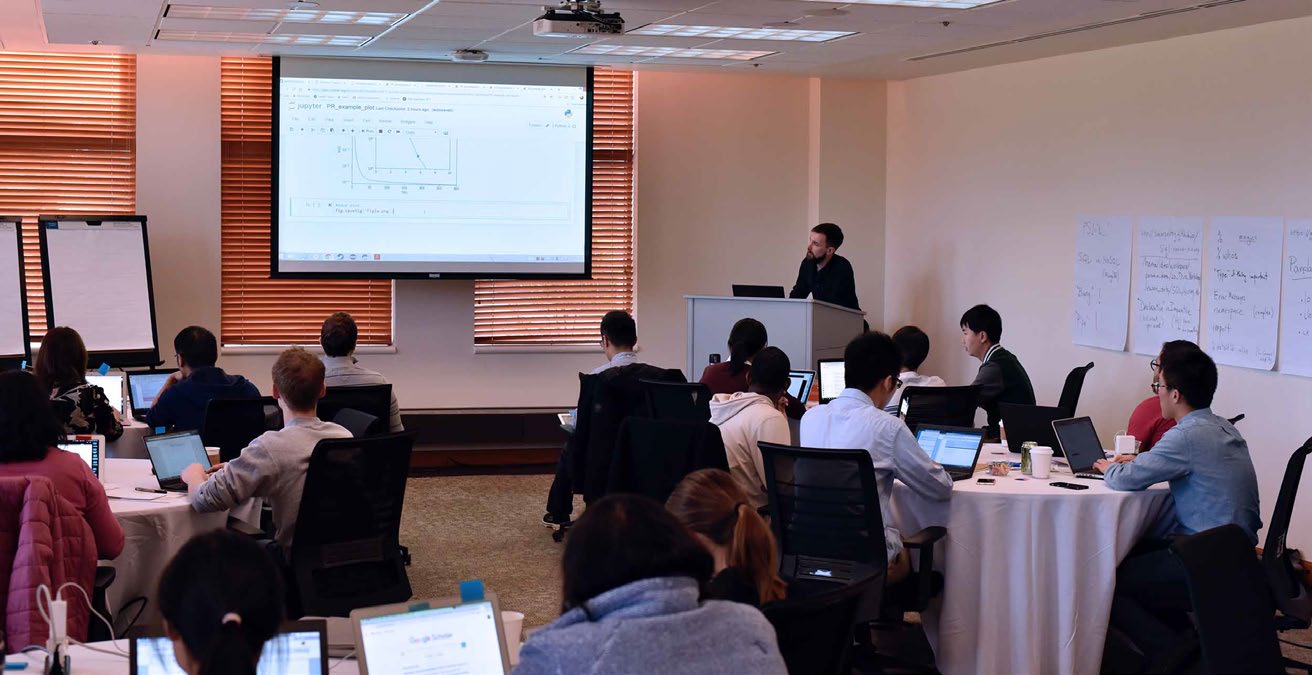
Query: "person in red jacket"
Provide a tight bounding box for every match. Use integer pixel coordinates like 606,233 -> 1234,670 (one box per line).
699,318 -> 805,419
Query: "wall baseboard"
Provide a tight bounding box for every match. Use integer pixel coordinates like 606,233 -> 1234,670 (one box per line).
401,409 -> 566,469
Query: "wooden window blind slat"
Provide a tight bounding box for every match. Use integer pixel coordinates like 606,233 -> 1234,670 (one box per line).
0,52 -> 136,339
473,69 -> 636,346
220,57 -> 392,346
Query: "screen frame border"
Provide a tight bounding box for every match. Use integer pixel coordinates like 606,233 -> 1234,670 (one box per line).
0,216 -> 31,369
269,56 -> 595,281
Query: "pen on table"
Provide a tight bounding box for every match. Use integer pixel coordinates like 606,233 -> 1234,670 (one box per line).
135,486 -> 167,494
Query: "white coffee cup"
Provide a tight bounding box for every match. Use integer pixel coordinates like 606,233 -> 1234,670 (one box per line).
1031,446 -> 1054,479
204,446 -> 222,466
1115,435 -> 1137,456
501,610 -> 525,648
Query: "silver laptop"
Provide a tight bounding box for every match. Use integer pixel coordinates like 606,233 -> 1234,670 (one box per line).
817,359 -> 845,404
787,370 -> 815,402
914,425 -> 985,481
127,369 -> 177,422
86,373 -> 125,417
58,435 -> 105,481
143,430 -> 211,492
352,594 -> 511,675
130,620 -> 328,674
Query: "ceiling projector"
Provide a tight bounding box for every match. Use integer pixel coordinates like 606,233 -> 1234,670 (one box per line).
533,1 -> 624,38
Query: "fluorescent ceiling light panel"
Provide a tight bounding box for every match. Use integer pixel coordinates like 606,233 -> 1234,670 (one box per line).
801,0 -> 1004,7
627,24 -> 856,42
155,29 -> 370,46
570,44 -> 776,60
165,4 -> 406,25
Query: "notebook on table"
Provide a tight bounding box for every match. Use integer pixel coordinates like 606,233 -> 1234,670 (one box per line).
913,425 -> 985,482
144,430 -> 211,492
130,620 -> 328,674
352,593 -> 511,675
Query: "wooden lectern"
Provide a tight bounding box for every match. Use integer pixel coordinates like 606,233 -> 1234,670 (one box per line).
684,296 -> 866,381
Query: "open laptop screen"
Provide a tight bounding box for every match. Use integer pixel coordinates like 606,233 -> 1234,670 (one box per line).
787,370 -> 815,401
915,426 -> 984,469
58,438 -> 100,479
129,371 -> 174,412
132,627 -> 326,675
144,431 -> 210,481
1052,416 -> 1105,473
358,600 -> 506,674
817,360 -> 845,403
86,374 -> 124,414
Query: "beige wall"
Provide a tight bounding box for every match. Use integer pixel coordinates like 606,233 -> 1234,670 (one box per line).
885,16 -> 1312,543
136,58 -> 885,409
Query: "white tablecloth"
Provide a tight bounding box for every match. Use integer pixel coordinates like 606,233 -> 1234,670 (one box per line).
104,459 -> 261,630
106,419 -> 151,459
888,451 -> 1172,675
9,643 -> 362,674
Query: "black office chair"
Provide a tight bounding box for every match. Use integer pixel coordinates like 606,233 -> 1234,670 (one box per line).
317,384 -> 393,434
1171,524 -> 1284,674
899,385 -> 980,433
1263,438 -> 1312,638
606,417 -> 728,503
87,565 -> 117,642
763,572 -> 881,675
1227,413 -> 1246,426
202,396 -> 282,463
758,443 -> 945,620
640,380 -> 712,422
332,408 -> 383,438
1057,361 -> 1095,415
288,432 -> 416,617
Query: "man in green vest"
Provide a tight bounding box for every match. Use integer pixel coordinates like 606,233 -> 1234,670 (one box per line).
960,304 -> 1035,437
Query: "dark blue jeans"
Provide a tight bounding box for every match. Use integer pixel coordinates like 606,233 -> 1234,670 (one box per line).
1110,539 -> 1193,664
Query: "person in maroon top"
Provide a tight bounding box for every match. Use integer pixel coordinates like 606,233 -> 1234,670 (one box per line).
1127,395 -> 1175,453
699,318 -> 805,419
0,370 -> 124,560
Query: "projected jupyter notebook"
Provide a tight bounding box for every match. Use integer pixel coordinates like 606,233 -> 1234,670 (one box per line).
352,594 -> 510,675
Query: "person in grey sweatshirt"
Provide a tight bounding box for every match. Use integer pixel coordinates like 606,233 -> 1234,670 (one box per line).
181,347 -> 351,556
513,494 -> 787,675
709,347 -> 793,509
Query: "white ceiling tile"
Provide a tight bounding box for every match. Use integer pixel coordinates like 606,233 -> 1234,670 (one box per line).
42,0 -> 161,19
158,17 -> 279,32
45,14 -> 155,44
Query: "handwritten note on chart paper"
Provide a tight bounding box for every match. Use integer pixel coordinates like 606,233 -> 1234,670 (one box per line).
1280,220 -> 1312,377
1206,217 -> 1282,370
1133,217 -> 1203,356
1073,216 -> 1132,350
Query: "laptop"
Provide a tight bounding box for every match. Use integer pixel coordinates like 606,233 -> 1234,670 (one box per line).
127,369 -> 177,421
817,358 -> 845,404
914,425 -> 985,481
787,369 -> 815,402
352,594 -> 511,675
86,373 -> 125,417
58,434 -> 104,480
1000,403 -> 1068,457
731,284 -> 786,299
1052,416 -> 1108,480
130,620 -> 328,674
144,430 -> 211,492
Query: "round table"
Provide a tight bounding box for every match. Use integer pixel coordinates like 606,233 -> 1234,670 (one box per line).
106,419 -> 151,460
888,449 -> 1171,675
10,643 -> 362,674
103,459 -> 261,630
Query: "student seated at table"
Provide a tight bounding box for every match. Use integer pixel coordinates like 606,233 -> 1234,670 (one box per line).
320,311 -> 403,432
709,347 -> 792,509
515,494 -> 787,675
0,370 -> 123,559
959,304 -> 1035,436
182,347 -> 350,557
884,325 -> 947,414
800,331 -> 952,583
700,318 -> 767,394
1095,343 -> 1260,667
148,326 -> 260,432
1122,341 -> 1199,454
666,469 -> 787,607
157,529 -> 285,675
34,326 -> 124,442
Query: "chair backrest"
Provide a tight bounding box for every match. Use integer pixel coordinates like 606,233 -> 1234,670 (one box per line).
1171,524 -> 1284,674
762,572 -> 880,675
606,417 -> 728,503
1263,437 -> 1312,627
316,385 -> 392,434
332,408 -> 383,439
201,396 -> 281,463
1057,361 -> 1094,415
290,432 -> 416,617
1227,413 -> 1246,426
640,379 -> 712,422
579,365 -> 686,502
758,442 -> 887,588
899,385 -> 979,433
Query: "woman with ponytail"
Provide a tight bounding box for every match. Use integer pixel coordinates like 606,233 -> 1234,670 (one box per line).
157,530 -> 285,675
667,469 -> 788,606
698,318 -> 768,394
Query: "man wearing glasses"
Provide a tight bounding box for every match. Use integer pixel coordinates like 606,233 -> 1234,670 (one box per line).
1095,341 -> 1261,668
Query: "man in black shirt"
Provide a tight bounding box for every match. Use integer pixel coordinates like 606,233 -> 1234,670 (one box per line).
788,222 -> 860,311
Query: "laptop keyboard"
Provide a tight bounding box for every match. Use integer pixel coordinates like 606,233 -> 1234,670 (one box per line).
1074,472 -> 1105,480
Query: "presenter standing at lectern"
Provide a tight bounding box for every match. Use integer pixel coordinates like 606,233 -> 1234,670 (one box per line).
789,222 -> 861,311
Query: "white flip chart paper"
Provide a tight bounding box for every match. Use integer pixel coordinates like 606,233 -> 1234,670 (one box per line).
1206,217 -> 1282,371
1280,220 -> 1312,377
1133,217 -> 1204,356
45,220 -> 155,353
1073,216 -> 1132,351
0,222 -> 25,358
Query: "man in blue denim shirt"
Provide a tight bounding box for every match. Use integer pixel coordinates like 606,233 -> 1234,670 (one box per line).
1096,341 -> 1261,668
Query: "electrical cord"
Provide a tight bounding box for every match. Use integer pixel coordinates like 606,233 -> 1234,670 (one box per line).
330,649 -> 357,670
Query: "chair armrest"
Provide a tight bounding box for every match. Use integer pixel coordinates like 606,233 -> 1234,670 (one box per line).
901,526 -> 947,549
94,564 -> 117,590
227,515 -> 266,538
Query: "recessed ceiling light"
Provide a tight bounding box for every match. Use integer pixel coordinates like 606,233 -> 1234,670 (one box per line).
165,4 -> 406,25
570,44 -> 776,60
627,24 -> 856,42
801,0 -> 1004,7
155,29 -> 370,46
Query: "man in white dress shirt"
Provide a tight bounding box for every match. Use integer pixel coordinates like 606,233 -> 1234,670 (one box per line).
884,325 -> 947,414
801,331 -> 953,582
